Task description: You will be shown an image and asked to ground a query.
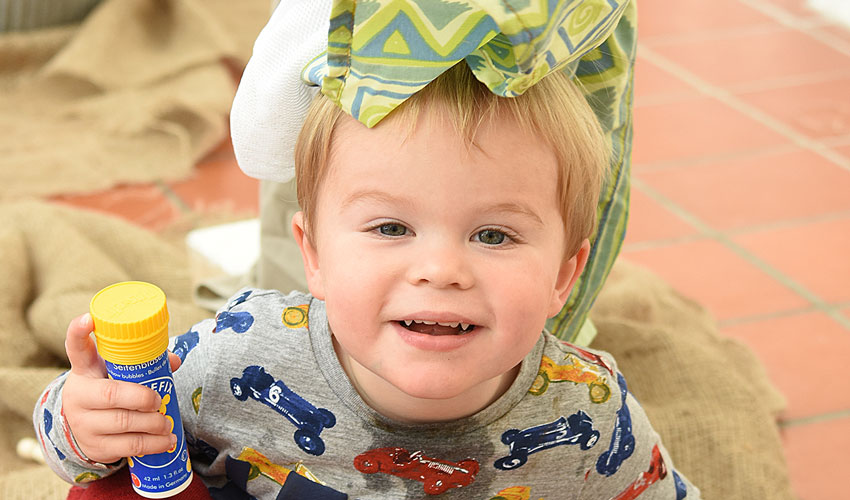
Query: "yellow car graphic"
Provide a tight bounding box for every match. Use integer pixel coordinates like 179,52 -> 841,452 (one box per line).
489,485 -> 544,500
530,355 -> 611,403
282,305 -> 310,328
191,387 -> 202,414
236,447 -> 323,486
75,471 -> 101,483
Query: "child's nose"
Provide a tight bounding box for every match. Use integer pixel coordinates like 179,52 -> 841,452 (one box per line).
406,241 -> 474,290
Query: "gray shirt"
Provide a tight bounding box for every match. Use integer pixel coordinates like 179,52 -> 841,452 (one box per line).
36,289 -> 699,499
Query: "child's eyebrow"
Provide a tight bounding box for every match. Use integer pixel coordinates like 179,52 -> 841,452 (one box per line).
341,189 -> 414,210
341,190 -> 544,226
482,202 -> 544,227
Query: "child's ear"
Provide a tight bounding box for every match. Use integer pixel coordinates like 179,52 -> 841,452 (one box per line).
548,239 -> 591,317
291,212 -> 325,300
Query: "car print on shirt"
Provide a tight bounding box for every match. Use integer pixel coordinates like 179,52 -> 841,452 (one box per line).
488,485 -> 544,500
672,470 -> 689,499
215,311 -> 254,334
495,411 -> 600,471
171,329 -> 199,363
210,453 -> 345,500
596,373 -> 635,476
561,342 -> 614,376
354,447 -> 479,495
228,291 -> 252,308
230,365 -> 336,455
282,304 -> 309,329
235,447 -> 325,487
612,444 -> 667,500
215,291 -> 255,333
41,408 -> 66,461
529,354 -> 611,403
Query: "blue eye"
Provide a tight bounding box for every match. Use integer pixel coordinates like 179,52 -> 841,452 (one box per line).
476,229 -> 506,245
379,223 -> 407,237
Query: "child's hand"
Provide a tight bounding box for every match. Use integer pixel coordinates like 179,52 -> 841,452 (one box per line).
60,313 -> 182,464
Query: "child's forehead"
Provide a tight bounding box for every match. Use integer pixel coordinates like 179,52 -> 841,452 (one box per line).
322,109 -> 561,206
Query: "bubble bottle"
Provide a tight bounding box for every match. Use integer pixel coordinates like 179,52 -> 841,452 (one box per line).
90,281 -> 193,498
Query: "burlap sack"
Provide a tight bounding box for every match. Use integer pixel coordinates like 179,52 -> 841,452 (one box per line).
0,0 -> 269,199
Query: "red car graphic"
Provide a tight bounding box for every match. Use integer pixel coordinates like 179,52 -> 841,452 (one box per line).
612,444 -> 667,500
353,447 -> 479,495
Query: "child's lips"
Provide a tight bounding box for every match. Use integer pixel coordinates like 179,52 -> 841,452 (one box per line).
402,322 -> 468,336
393,321 -> 478,352
398,319 -> 476,336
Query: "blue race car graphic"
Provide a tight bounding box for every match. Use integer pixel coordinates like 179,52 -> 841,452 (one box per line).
214,291 -> 255,333
228,291 -> 252,308
494,411 -> 600,470
42,409 -> 66,460
673,470 -> 688,499
596,373 -> 636,476
230,366 -> 336,455
215,311 -> 254,334
171,329 -> 200,362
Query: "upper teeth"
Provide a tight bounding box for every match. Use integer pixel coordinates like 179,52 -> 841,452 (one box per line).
402,319 -> 469,330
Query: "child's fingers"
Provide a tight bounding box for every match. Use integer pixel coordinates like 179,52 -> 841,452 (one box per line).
65,313 -> 106,378
69,377 -> 162,413
88,409 -> 173,437
89,433 -> 178,465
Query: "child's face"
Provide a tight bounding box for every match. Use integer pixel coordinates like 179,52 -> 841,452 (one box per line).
294,107 -> 588,421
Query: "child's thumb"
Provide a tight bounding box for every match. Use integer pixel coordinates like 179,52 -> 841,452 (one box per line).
168,351 -> 182,372
65,313 -> 106,378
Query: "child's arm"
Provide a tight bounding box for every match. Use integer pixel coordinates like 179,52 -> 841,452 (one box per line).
33,313 -> 180,484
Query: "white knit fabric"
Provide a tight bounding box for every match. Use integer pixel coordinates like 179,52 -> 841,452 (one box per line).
230,0 -> 330,183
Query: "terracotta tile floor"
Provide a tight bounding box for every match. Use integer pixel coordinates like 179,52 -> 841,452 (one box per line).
41,0 -> 849,498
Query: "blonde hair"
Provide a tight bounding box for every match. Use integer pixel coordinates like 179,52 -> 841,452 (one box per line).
294,63 -> 609,256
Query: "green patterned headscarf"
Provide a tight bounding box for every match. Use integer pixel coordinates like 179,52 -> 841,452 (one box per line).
303,0 -> 629,127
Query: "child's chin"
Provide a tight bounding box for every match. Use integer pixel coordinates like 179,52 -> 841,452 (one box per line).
386,373 -> 497,419
396,382 -> 472,402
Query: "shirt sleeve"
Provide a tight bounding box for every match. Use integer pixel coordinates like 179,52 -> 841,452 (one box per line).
33,371 -> 125,485
579,366 -> 701,499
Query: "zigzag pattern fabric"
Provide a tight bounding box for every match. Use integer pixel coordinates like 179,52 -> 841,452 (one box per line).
549,0 -> 636,343
303,0 -> 629,127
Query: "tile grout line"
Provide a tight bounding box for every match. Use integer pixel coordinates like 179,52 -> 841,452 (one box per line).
780,408 -> 850,429
634,143 -> 804,172
636,68 -> 850,109
157,181 -> 191,214
637,44 -> 850,175
640,19 -> 824,48
740,0 -> 850,56
716,303 -> 846,329
623,209 -> 850,252
632,177 -> 850,331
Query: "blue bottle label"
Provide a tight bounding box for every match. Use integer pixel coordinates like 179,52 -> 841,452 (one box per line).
105,351 -> 192,498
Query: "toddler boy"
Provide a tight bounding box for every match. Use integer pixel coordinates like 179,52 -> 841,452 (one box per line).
36,59 -> 698,499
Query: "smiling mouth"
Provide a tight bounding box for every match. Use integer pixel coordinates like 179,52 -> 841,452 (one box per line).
398,320 -> 476,336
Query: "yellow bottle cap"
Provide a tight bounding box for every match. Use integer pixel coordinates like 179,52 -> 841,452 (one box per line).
90,281 -> 170,365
